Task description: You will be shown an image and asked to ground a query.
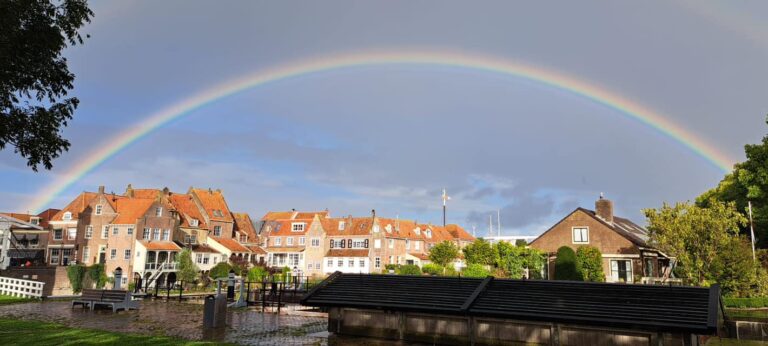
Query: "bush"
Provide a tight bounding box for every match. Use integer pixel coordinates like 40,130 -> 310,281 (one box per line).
66,265 -> 86,293
209,262 -> 232,280
247,266 -> 269,282
554,246 -> 581,281
421,263 -> 443,276
462,264 -> 491,278
397,264 -> 422,276
85,264 -> 107,288
443,266 -> 458,276
575,246 -> 604,282
723,296 -> 768,308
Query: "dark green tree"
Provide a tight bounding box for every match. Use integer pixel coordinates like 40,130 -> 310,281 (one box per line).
462,238 -> 495,266
175,249 -> 199,285
428,241 -> 459,268
1,0 -> 92,170
515,239 -> 528,247
554,246 -> 581,281
209,262 -> 232,280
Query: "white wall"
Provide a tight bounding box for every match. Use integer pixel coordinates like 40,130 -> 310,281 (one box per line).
324,257 -> 370,274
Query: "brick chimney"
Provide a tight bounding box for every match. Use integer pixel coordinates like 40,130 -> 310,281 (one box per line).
125,184 -> 134,198
98,185 -> 105,194
595,193 -> 614,224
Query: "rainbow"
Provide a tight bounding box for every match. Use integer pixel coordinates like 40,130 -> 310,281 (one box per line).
24,50 -> 735,213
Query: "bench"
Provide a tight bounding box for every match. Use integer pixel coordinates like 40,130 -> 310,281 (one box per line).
72,289 -> 139,312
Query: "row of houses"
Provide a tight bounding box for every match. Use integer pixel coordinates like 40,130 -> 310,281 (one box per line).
0,185 -> 475,287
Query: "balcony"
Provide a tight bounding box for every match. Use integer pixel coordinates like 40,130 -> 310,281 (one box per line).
144,262 -> 178,271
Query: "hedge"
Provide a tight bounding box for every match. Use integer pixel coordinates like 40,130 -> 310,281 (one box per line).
723,296 -> 768,308
554,246 -> 582,281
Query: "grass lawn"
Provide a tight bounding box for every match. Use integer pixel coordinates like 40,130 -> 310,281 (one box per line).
0,295 -> 33,306
0,318 -> 228,346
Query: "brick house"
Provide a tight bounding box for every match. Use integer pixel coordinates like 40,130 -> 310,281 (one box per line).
529,196 -> 671,283
0,209 -> 58,268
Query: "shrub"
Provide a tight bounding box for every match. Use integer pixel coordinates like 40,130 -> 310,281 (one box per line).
66,265 -> 86,293
209,262 -> 232,280
247,266 -> 269,282
397,264 -> 422,276
576,246 -> 604,282
422,263 -> 443,276
86,264 -> 107,288
723,296 -> 768,308
462,264 -> 491,278
554,246 -> 581,281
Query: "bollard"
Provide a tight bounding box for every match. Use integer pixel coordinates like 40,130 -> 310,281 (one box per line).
203,294 -> 228,328
227,270 -> 235,301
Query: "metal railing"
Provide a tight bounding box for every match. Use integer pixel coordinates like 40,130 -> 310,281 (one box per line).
144,262 -> 178,271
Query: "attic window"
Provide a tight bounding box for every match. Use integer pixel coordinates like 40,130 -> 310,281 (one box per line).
30,217 -> 40,226
190,219 -> 199,227
339,221 -> 345,230
572,227 -> 589,244
155,207 -> 162,217
414,228 -> 421,235
425,230 -> 432,238
95,205 -> 103,215
63,212 -> 72,221
213,210 -> 223,217
292,223 -> 305,232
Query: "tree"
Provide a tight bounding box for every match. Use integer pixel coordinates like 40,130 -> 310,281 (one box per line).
428,241 -> 459,269
397,264 -> 422,276
515,239 -> 528,247
247,266 -> 269,282
554,246 -> 581,281
421,263 -> 444,276
1,0 -> 93,170
462,263 -> 491,278
710,237 -> 768,297
209,262 -> 232,280
176,249 -> 199,285
462,239 -> 495,266
697,115 -> 768,248
644,200 -> 747,286
575,246 -> 604,282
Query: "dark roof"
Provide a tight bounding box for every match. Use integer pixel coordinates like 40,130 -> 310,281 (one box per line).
302,273 -> 720,335
532,208 -> 650,248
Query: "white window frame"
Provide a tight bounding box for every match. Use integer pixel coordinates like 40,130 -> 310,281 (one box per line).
63,212 -> 72,221
50,249 -> 60,264
95,205 -> 103,215
374,239 -> 381,249
610,259 -> 633,283
572,227 -> 589,244
415,241 -> 420,250
82,246 -> 90,263
110,249 -> 117,260
286,237 -> 294,246
327,259 -> 333,267
153,228 -> 160,241
291,223 -> 305,232
101,226 -> 109,239
155,207 -> 163,217
299,237 -> 305,245
311,238 -> 320,247
213,225 -> 221,237
143,228 -> 150,240
162,229 -> 170,241
124,249 -> 131,260
68,228 -> 77,240
339,221 -> 345,230
388,239 -> 394,249
190,219 -> 199,227
275,237 -> 281,246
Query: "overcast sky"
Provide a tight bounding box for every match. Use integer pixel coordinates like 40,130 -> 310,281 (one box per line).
3,1 -> 768,236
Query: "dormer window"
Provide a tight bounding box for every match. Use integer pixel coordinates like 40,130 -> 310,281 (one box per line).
95,205 -> 103,215
63,212 -> 72,221
155,207 -> 162,217
339,221 -> 346,230
30,217 -> 40,226
426,230 -> 432,238
292,223 -> 305,232
414,228 -> 421,235
190,219 -> 199,227
213,209 -> 223,217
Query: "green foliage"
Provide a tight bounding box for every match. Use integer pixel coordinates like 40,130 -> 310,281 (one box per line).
209,262 -> 232,280
463,239 -> 495,266
515,239 -> 528,247
247,266 -> 269,282
85,264 -> 107,288
397,264 -> 422,276
644,200 -> 748,288
697,116 -> 768,247
384,264 -> 398,271
421,263 -> 444,276
710,237 -> 768,297
428,241 -> 459,268
723,296 -> 768,308
175,249 -> 198,284
462,264 -> 491,278
575,246 -> 604,282
554,246 -> 581,281
66,265 -> 86,293
1,0 -> 93,170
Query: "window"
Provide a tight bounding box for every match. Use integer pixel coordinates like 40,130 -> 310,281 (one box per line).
375,257 -> 381,269
425,230 -> 432,238
63,212 -> 72,221
196,254 -> 203,264
611,260 -> 633,283
414,228 -> 420,235
162,229 -> 170,241
405,239 -> 410,250
291,223 -> 305,232
307,262 -> 313,270
112,226 -> 119,236
155,207 -> 162,217
82,246 -> 90,263
359,259 -> 365,267
136,251 -> 141,258
203,255 -> 209,265
373,225 -> 380,233
95,205 -> 103,215
348,259 -> 354,267
275,237 -> 281,246
127,227 -> 134,236
572,227 -> 589,244
102,226 -> 109,239
388,239 -> 394,249
153,228 -> 160,241
213,226 -> 221,237
311,238 -> 320,247
415,241 -> 420,250
190,219 -> 199,227
68,228 -> 77,240
212,256 -> 218,264
327,259 -> 333,267
286,237 -> 294,246
374,239 -> 381,249
122,277 -> 128,285
644,258 -> 654,277
143,228 -> 150,240
315,263 -> 320,270
110,249 -> 117,260
339,221 -> 346,230
53,229 -> 63,240
30,217 -> 40,225
299,237 -> 305,245
50,249 -> 60,264
240,235 -> 247,243
288,253 -> 300,266
337,259 -> 343,267
124,249 -> 131,260
184,234 -> 197,244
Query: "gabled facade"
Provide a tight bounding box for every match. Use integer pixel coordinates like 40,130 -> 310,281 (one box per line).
529,196 -> 671,283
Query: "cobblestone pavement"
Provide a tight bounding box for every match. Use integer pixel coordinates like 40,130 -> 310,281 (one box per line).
0,300 -> 328,345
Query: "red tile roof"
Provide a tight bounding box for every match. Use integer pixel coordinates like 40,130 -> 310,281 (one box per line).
169,194 -> 207,229
246,245 -> 267,255
232,212 -> 257,239
326,249 -> 369,257
0,210 -> 59,228
211,237 -> 250,253
191,188 -> 233,222
261,211 -> 295,221
112,198 -> 155,224
264,220 -> 312,236
52,192 -> 98,221
131,189 -> 162,199
321,217 -> 372,236
265,246 -> 305,253
139,240 -> 181,251
445,224 -> 475,241
190,244 -> 220,254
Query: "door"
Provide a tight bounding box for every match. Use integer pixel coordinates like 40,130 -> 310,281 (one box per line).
98,245 -> 106,264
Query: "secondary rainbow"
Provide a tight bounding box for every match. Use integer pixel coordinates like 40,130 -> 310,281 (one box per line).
24,50 -> 735,213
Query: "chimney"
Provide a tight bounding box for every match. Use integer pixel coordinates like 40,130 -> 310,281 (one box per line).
162,187 -> 170,195
371,209 -> 376,219
125,184 -> 134,198
595,193 -> 614,224
98,185 -> 105,194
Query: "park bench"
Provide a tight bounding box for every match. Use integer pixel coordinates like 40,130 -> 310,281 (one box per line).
71,289 -> 139,312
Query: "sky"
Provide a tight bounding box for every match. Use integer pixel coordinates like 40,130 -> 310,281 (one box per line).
3,0 -> 768,236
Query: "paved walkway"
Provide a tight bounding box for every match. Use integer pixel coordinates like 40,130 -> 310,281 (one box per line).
0,300 -> 328,345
